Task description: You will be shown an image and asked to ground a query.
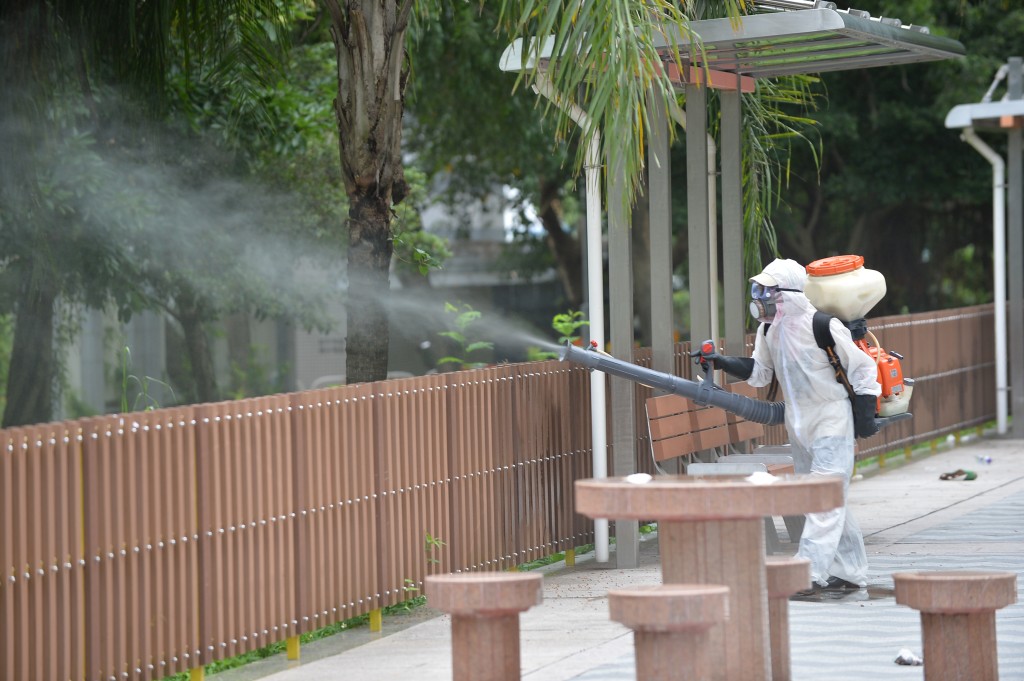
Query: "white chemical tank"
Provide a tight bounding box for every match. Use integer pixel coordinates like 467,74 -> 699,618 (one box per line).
803,255 -> 886,322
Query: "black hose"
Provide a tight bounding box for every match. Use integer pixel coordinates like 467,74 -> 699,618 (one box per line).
560,343 -> 786,426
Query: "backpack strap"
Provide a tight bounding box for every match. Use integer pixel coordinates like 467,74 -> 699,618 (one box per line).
811,311 -> 834,352
813,312 -> 857,401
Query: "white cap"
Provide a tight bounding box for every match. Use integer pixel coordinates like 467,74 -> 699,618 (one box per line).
749,271 -> 779,287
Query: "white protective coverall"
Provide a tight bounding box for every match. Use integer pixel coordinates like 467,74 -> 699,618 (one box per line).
747,258 -> 881,587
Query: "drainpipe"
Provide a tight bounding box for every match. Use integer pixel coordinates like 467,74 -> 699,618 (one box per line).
961,127 -> 1008,435
532,74 -> 610,562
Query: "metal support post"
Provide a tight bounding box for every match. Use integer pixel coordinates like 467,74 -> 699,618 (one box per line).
1007,57 -> 1024,437
608,147 -> 640,567
686,82 -> 712,344
720,87 -> 746,358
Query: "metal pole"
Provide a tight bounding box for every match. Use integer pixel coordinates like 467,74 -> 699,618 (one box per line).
1007,57 -> 1024,437
686,82 -> 712,344
720,87 -> 746,358
530,76 -> 610,561
648,89 -> 675,380
608,147 -> 640,568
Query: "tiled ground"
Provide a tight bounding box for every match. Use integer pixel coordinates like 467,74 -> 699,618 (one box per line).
570,492 -> 1024,680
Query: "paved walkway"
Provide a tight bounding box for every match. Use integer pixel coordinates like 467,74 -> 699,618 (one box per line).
219,433 -> 1024,681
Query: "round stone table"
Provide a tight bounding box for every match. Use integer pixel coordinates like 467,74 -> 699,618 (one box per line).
575,474 -> 844,681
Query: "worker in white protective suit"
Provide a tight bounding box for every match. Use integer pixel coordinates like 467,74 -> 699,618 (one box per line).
704,258 -> 881,592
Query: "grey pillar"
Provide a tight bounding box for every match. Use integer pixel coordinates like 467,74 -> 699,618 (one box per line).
648,90 -> 675,376
1008,57 -> 1024,437
608,148 -> 640,567
720,87 -> 746,358
686,82 -> 712,343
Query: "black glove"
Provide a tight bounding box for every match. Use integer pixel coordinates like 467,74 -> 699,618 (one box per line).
689,341 -> 754,379
852,393 -> 879,439
711,354 -> 754,380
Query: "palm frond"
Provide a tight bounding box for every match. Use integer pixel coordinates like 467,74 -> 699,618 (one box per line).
498,1 -> 700,212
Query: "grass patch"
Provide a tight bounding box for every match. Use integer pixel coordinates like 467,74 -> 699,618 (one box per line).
516,523 -> 658,571
165,597 -> 427,680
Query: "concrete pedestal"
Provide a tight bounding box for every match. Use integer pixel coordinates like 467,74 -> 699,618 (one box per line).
608,584 -> 729,681
426,572 -> 543,681
764,556 -> 810,681
894,570 -> 1017,681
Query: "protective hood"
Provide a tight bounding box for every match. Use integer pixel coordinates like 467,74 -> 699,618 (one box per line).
754,258 -> 806,292
752,258 -> 813,319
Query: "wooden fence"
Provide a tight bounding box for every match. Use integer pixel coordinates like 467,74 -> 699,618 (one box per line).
0,304 -> 997,681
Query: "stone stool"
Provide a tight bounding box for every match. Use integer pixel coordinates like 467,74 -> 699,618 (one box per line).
765,556 -> 810,681
608,584 -> 729,681
426,572 -> 543,681
894,570 -> 1018,681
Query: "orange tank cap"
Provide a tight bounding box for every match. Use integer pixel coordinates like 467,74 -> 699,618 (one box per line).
806,254 -> 864,276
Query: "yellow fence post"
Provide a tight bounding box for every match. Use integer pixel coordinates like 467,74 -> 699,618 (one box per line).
370,608 -> 383,632
904,445 -> 912,462
565,548 -> 576,567
287,635 -> 301,661
189,668 -> 205,681
878,452 -> 886,468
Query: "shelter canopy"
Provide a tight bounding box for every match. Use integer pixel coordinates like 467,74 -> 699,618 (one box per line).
500,3 -> 965,81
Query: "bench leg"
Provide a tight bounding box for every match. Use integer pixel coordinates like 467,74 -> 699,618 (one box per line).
782,515 -> 804,543
764,517 -> 782,554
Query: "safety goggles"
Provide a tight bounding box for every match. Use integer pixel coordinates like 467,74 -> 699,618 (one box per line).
750,282 -> 800,299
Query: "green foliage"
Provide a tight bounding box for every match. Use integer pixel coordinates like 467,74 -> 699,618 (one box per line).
528,309 -> 589,360
424,532 -> 446,565
119,346 -> 175,413
392,166 -> 453,280
0,314 -> 11,417
228,346 -> 289,399
436,302 -> 494,371
496,0 -> 718,212
411,2 -> 823,308
551,310 -> 589,344
407,3 -> 570,207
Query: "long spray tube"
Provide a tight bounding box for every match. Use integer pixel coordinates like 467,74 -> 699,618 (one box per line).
560,343 -> 786,426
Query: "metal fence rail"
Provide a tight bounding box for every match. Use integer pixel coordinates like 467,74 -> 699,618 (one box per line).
0,304 -> 996,681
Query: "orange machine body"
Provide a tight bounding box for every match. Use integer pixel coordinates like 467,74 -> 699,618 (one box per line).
855,339 -> 906,411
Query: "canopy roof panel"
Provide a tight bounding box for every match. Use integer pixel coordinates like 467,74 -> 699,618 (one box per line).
664,7 -> 964,78
500,6 -> 965,82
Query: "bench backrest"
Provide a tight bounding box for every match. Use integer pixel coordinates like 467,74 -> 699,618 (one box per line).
645,382 -> 765,463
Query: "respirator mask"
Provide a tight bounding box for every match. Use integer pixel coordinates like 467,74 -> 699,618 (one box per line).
749,282 -> 799,324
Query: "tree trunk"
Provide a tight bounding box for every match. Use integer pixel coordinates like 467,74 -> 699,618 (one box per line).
346,189 -> 394,383
537,177 -> 583,308
176,293 -> 219,404
3,274 -> 58,428
324,0 -> 411,384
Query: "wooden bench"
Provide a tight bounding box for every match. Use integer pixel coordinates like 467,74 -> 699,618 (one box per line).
645,381 -> 787,472
645,382 -> 803,551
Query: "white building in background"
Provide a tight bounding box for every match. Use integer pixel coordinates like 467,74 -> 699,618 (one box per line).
59,186 -> 561,418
